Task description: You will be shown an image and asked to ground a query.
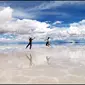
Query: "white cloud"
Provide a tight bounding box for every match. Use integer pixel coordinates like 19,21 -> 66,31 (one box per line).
1,6 -> 85,42
27,1 -> 66,12
27,1 -> 85,12
13,9 -> 37,19
0,7 -> 13,24
68,20 -> 85,36
0,7 -> 52,41
53,21 -> 62,25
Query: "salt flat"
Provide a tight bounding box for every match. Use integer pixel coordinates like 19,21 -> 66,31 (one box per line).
0,45 -> 85,84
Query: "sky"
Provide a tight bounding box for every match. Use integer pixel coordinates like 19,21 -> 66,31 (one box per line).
0,1 -> 85,43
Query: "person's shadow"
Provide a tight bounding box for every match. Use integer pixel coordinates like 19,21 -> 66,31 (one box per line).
26,54 -> 33,66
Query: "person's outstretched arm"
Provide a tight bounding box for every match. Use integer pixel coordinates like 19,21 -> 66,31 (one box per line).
32,37 -> 35,40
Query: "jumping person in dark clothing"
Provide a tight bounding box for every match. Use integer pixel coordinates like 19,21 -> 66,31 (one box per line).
25,37 -> 35,49
46,37 -> 50,47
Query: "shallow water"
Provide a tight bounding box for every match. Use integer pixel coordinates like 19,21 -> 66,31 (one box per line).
0,45 -> 85,83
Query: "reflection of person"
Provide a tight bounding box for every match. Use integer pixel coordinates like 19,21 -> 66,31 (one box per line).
26,54 -> 32,66
45,37 -> 50,47
25,37 -> 35,49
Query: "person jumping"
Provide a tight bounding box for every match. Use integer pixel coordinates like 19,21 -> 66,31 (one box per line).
25,37 -> 35,49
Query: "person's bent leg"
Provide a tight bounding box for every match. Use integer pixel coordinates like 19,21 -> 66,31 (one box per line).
26,43 -> 30,49
29,44 -> 32,49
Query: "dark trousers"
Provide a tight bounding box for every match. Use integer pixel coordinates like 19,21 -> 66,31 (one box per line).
26,43 -> 32,49
46,42 -> 50,46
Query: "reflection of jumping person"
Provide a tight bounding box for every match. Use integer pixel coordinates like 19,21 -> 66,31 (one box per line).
46,37 -> 50,47
25,37 -> 35,49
